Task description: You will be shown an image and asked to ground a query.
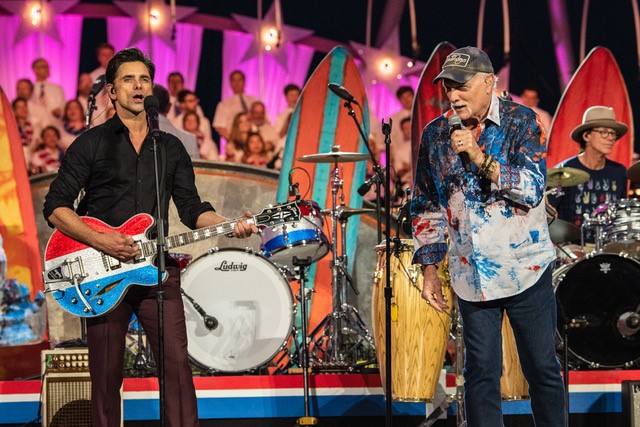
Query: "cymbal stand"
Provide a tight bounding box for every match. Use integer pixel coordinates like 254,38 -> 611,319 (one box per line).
125,317 -> 156,377
308,161 -> 375,368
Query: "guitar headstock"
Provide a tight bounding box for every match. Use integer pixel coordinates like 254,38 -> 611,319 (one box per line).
255,201 -> 301,227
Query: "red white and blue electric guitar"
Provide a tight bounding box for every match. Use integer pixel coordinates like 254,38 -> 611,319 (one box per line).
43,201 -> 300,317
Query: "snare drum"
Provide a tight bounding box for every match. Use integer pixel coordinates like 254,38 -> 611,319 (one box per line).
554,253 -> 640,368
260,200 -> 329,268
181,248 -> 295,373
372,240 -> 453,402
603,199 -> 640,257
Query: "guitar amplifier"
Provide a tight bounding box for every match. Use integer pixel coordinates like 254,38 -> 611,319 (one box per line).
623,380 -> 640,427
41,348 -> 124,427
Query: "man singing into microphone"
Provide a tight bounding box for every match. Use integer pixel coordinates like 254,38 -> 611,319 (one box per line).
410,46 -> 565,426
43,47 -> 258,427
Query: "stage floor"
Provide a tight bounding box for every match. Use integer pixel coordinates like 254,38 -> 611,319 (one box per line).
0,370 -> 637,425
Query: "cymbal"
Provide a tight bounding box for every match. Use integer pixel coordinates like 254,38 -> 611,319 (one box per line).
321,205 -> 376,218
547,167 -> 590,188
626,161 -> 640,182
548,218 -> 581,244
298,151 -> 369,163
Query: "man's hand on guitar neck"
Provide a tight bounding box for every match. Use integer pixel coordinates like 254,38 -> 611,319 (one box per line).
233,210 -> 259,238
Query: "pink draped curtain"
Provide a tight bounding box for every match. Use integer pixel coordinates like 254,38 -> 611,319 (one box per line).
0,14 -> 83,101
106,17 -> 203,92
365,74 -> 420,123
221,30 -> 314,124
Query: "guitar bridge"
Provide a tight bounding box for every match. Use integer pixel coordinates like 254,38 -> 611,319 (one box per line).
43,257 -> 88,291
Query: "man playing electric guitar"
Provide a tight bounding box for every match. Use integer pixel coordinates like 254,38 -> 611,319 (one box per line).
43,47 -> 258,427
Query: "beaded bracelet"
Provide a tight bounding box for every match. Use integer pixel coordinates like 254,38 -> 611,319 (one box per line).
479,154 -> 493,175
481,157 -> 498,178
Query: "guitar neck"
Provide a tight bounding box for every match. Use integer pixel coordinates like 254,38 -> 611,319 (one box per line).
139,217 -> 255,257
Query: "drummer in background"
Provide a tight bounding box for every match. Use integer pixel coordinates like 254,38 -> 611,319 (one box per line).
411,46 -> 565,427
550,106 -> 628,242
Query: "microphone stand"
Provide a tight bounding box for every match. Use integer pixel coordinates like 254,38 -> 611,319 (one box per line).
151,134 -> 167,427
85,93 -> 99,128
345,101 -> 383,244
381,119 -> 394,427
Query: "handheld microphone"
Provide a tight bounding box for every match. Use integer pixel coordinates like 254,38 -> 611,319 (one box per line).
448,114 -> 471,172
328,83 -> 359,105
89,74 -> 106,97
358,166 -> 387,196
144,95 -> 161,139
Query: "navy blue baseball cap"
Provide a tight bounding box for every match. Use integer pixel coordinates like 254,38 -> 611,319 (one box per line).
433,46 -> 494,84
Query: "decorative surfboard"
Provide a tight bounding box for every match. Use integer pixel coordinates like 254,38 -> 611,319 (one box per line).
411,42 -> 456,176
547,47 -> 634,169
276,46 -> 369,355
0,86 -> 47,379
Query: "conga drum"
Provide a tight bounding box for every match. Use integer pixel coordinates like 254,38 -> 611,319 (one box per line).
372,239 -> 453,402
500,313 -> 529,399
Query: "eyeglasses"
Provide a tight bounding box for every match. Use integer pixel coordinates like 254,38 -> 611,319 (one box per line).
590,129 -> 619,139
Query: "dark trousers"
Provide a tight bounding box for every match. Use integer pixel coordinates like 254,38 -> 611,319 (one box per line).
458,265 -> 566,427
86,262 -> 199,427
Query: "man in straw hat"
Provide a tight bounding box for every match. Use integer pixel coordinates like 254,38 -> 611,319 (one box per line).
550,106 -> 628,243
410,46 -> 565,426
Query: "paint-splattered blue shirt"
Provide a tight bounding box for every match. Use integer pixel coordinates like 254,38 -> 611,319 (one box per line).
410,95 -> 555,302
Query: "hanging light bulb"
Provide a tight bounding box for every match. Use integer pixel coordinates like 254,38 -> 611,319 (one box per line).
30,3 -> 42,26
261,25 -> 279,51
149,8 -> 161,27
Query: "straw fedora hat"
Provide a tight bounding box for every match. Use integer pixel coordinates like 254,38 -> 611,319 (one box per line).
570,106 -> 628,142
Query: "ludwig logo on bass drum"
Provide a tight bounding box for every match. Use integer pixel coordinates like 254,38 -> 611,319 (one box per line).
215,260 -> 248,272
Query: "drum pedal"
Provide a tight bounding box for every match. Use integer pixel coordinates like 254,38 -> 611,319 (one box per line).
296,416 -> 319,425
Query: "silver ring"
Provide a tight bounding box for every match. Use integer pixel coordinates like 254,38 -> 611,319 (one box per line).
457,140 -> 463,147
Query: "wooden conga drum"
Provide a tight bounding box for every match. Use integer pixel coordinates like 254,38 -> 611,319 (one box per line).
372,239 -> 453,402
501,313 -> 529,399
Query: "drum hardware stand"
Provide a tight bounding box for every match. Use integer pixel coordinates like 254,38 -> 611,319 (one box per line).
180,288 -> 219,331
293,255 -> 320,426
125,318 -> 156,377
419,300 -> 466,427
308,158 -> 375,370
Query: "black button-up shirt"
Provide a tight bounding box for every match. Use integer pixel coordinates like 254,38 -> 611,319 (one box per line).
44,114 -> 214,232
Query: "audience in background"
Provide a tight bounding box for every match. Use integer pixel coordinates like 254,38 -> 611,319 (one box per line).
275,83 -> 301,139
225,112 -> 251,163
76,72 -> 93,113
242,132 -> 270,167
31,58 -> 66,125
213,70 -> 264,142
514,85 -> 553,132
393,117 -> 413,193
183,111 -> 219,160
59,99 -> 87,152
153,83 -> 200,159
29,126 -> 63,175
12,97 -> 39,165
248,101 -> 278,153
166,71 -> 204,123
16,78 -> 50,132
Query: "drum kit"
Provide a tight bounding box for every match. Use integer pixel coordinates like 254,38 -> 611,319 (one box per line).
124,146 -> 377,378
547,165 -> 640,369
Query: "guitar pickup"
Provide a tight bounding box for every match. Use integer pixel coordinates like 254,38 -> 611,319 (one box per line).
43,257 -> 87,291
102,253 -> 122,270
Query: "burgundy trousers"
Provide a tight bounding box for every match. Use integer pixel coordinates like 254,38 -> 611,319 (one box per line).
86,261 -> 199,427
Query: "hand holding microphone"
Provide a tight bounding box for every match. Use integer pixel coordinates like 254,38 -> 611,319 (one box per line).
449,114 -> 482,172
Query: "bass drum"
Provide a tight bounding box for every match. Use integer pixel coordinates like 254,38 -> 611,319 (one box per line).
181,248 -> 295,373
554,253 -> 640,368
